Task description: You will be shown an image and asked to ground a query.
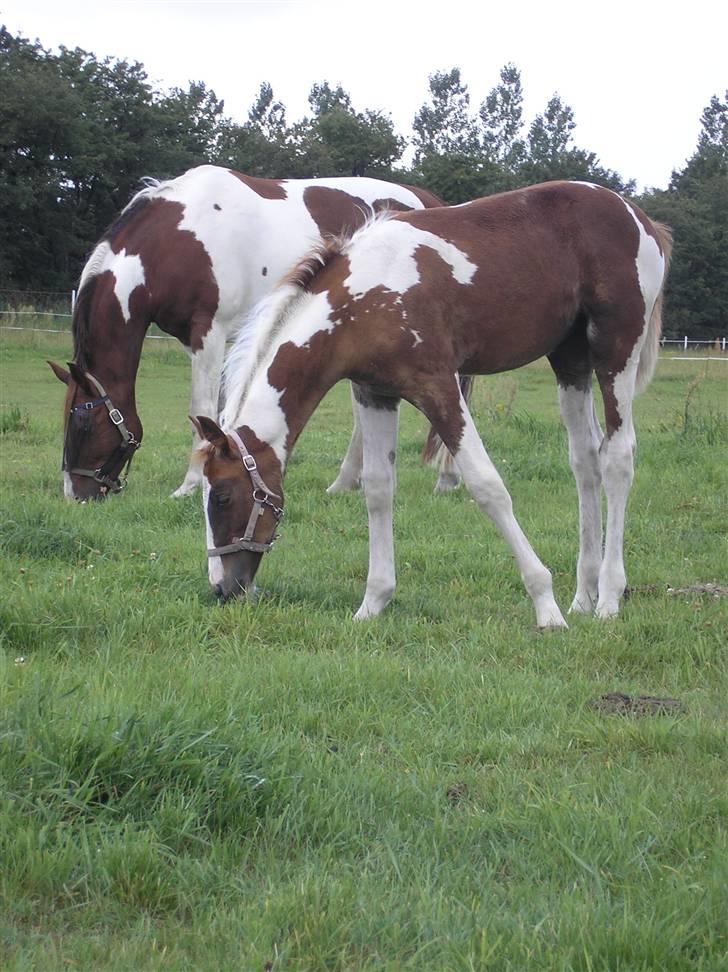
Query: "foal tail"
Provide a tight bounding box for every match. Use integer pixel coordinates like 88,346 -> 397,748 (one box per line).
635,220 -> 673,395
422,374 -> 475,465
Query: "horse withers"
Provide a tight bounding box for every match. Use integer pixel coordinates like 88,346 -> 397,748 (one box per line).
196,181 -> 671,627
49,165 -> 450,501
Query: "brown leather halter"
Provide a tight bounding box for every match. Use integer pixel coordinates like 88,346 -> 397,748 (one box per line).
206,428 -> 283,557
64,371 -> 140,494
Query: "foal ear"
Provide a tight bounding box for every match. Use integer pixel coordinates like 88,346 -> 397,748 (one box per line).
48,360 -> 71,385
194,415 -> 233,456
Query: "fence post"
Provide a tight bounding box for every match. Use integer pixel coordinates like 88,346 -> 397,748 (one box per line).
723,337 -> 726,352
71,290 -> 76,313
684,335 -> 688,350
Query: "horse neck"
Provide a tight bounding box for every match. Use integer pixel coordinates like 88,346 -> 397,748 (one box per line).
74,277 -> 150,400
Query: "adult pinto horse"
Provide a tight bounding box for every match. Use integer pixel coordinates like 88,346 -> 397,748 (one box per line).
194,181 -> 671,628
48,164 -> 451,500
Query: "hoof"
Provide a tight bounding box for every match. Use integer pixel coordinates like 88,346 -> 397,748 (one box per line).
326,478 -> 361,494
433,473 -> 461,494
171,481 -> 200,498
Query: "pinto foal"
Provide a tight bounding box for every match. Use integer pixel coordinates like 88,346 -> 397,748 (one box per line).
195,181 -> 671,627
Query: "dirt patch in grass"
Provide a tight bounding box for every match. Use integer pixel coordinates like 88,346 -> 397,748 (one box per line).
588,693 -> 685,716
625,582 -> 728,598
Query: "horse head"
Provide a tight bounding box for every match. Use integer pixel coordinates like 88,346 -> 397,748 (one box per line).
49,361 -> 142,501
192,416 -> 284,602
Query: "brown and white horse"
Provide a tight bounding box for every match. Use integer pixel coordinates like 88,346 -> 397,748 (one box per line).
48,164 -> 450,500
195,181 -> 671,627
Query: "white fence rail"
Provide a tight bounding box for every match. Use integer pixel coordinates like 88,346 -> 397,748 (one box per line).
1,293 -> 726,352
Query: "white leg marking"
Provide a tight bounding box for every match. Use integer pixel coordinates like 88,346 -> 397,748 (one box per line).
172,323 -> 227,498
451,389 -> 567,629
597,368 -> 638,619
353,403 -> 399,619
327,383 -> 363,493
558,384 -> 604,614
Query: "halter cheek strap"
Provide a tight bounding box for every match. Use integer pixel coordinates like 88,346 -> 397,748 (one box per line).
64,371 -> 140,493
206,429 -> 283,558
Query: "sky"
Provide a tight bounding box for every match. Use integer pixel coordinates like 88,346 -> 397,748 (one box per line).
3,0 -> 727,191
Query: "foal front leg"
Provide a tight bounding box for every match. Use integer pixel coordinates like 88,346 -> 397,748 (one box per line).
353,397 -> 400,620
427,381 -> 567,629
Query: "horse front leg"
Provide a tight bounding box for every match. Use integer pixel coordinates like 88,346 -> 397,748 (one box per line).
172,322 -> 226,498
352,395 -> 400,619
327,383 -> 363,493
423,377 -> 567,630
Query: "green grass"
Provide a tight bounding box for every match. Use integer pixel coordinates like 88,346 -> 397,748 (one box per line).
1,333 -> 726,970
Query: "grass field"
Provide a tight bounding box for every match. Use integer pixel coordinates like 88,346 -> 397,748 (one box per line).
1,331 -> 726,971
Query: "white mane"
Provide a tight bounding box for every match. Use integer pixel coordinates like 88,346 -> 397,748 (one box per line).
220,208 -> 400,429
220,285 -> 309,429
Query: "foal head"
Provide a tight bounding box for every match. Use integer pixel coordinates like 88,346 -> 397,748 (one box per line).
193,416 -> 284,602
49,361 -> 142,501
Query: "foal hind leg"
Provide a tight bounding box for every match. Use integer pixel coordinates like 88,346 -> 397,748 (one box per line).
549,344 -> 604,614
353,393 -> 400,619
423,378 -> 567,629
594,362 -> 639,618
327,383 -> 363,493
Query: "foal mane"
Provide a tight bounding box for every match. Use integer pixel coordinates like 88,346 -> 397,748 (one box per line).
221,208 -> 399,428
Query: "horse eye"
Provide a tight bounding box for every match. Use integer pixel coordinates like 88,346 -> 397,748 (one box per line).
212,491 -> 230,509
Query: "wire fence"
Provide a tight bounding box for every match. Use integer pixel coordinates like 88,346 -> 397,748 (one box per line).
1,293 -> 726,354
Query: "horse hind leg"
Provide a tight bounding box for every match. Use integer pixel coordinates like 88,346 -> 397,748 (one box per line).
327,383 -> 363,493
423,377 -> 567,630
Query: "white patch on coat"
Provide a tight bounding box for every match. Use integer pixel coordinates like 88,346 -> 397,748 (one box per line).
63,471 -> 75,499
222,290 -> 336,466
612,201 -> 666,418
343,221 -> 476,297
110,249 -> 145,323
203,474 -> 224,587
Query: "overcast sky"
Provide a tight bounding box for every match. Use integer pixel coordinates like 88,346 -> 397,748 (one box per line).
4,0 -> 726,191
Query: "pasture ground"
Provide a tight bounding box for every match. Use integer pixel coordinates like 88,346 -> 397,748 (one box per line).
1,331 -> 726,971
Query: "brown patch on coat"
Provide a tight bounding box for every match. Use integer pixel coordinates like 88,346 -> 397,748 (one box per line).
229,170 -> 287,200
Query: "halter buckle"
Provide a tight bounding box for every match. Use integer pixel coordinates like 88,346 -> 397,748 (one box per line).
108,408 -> 124,426
242,454 -> 257,472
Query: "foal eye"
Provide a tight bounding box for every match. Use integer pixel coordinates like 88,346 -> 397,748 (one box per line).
212,491 -> 231,509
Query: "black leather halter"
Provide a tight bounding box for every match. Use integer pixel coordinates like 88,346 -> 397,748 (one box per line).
64,371 -> 140,494
207,429 -> 283,557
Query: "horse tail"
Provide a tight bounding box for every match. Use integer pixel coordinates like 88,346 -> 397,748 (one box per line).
422,374 -> 475,465
635,220 -> 673,394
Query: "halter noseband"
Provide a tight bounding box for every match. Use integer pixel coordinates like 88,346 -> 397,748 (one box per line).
207,428 -> 283,558
64,371 -> 140,494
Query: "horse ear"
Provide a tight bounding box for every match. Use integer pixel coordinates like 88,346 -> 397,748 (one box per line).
48,360 -> 71,385
67,362 -> 95,395
194,415 -> 233,455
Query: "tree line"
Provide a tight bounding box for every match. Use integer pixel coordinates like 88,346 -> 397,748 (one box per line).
1,26 -> 725,338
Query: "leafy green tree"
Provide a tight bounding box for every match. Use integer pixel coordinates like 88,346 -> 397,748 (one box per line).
288,82 -> 404,178
412,68 -> 479,163
479,63 -> 526,170
639,91 -> 728,339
